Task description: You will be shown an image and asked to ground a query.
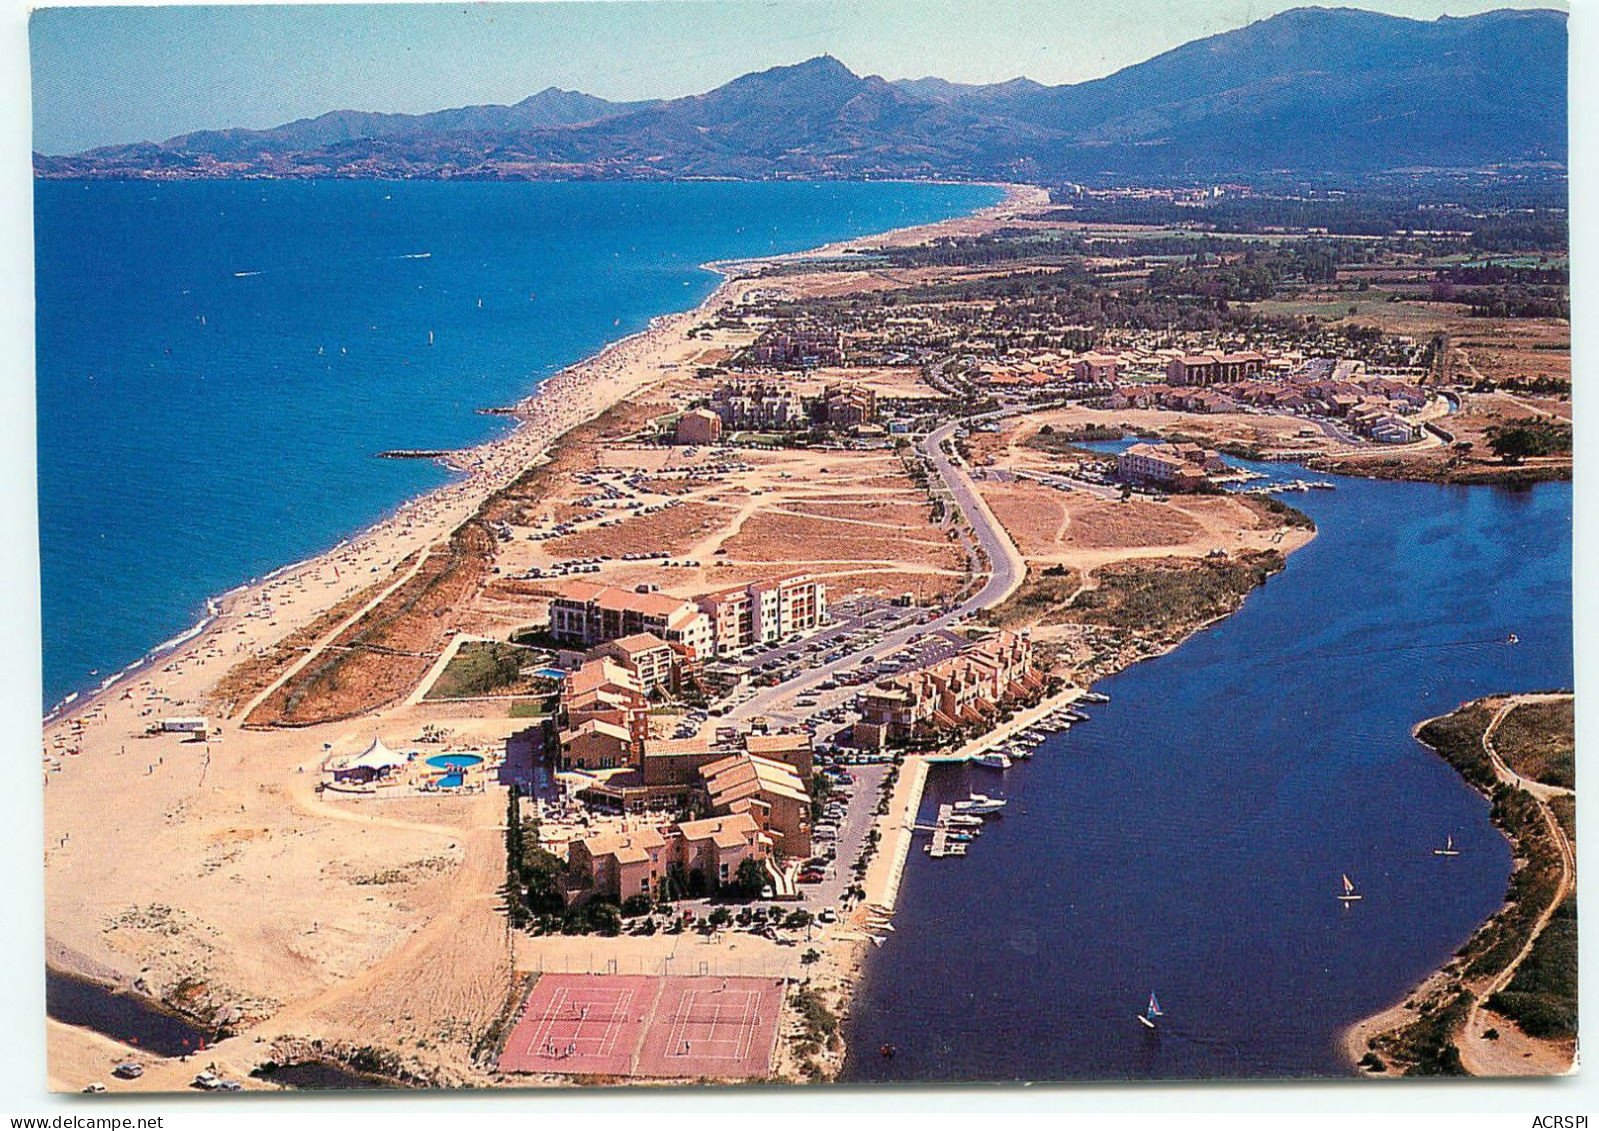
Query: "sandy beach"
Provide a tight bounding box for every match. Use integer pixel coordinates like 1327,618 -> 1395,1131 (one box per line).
40,183 -> 1051,1091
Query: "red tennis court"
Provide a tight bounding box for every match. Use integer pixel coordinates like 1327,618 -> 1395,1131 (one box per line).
497,974 -> 784,1080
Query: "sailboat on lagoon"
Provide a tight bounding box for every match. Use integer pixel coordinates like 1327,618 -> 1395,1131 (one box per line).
1136,991 -> 1164,1030
1338,874 -> 1363,903
1433,834 -> 1461,857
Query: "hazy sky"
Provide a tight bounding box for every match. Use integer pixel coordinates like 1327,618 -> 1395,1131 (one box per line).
30,0 -> 1568,154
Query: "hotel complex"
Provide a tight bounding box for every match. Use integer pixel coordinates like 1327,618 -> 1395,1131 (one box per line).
548,574 -> 826,661
855,631 -> 1041,746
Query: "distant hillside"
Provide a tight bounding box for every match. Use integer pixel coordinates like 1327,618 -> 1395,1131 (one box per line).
35,6 -> 1567,182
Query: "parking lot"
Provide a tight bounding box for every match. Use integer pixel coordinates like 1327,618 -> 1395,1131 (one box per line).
794,761 -> 890,909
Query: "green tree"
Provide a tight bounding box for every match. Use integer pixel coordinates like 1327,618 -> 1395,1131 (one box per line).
735,857 -> 769,899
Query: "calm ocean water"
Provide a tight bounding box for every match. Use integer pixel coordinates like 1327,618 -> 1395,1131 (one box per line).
34,179 -> 1002,709
845,463 -> 1572,1081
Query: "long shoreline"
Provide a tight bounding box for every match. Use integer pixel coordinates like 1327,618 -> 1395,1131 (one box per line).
39,183 -> 1035,1041
1337,694 -> 1576,1077
41,182 -> 1029,729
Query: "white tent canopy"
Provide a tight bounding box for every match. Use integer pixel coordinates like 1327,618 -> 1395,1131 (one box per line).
347,735 -> 405,771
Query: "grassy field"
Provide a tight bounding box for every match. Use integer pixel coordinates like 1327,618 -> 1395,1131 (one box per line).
1493,698 -> 1575,790
425,641 -> 559,700
1064,551 -> 1285,638
975,566 -> 1082,629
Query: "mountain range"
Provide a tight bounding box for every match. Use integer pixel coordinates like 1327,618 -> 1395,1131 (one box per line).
34,6 -> 1568,183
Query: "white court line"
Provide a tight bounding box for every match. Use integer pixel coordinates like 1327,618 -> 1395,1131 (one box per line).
667,990 -> 760,1060
734,990 -> 757,1060
527,986 -> 570,1059
598,988 -> 634,1055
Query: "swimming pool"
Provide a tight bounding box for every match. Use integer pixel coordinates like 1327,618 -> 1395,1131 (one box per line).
427,753 -> 483,788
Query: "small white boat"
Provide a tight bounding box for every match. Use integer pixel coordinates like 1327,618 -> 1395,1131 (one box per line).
1338,873 -> 1363,902
1433,834 -> 1461,857
954,793 -> 1007,815
1137,991 -> 1164,1030
974,751 -> 1012,770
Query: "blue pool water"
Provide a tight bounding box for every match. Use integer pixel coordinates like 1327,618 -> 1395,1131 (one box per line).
34,179 -> 1003,710
427,753 -> 484,788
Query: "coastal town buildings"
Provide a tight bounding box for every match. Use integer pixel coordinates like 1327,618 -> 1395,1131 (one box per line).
547,580 -> 715,660
749,327 -> 844,368
558,657 -> 649,769
1072,353 -> 1120,383
676,814 -> 769,892
550,574 -> 827,673
702,752 -> 813,860
750,573 -> 827,642
563,812 -> 769,904
1115,442 -> 1222,489
594,632 -> 679,695
821,383 -> 877,427
709,379 -> 810,431
1167,350 -> 1266,386
564,825 -> 670,901
696,585 -> 755,656
695,573 -> 827,651
673,407 -> 723,446
855,630 -> 1039,745
742,731 -> 815,778
560,719 -> 636,771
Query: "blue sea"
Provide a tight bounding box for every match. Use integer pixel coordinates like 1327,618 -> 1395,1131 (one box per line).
34,179 -> 1002,710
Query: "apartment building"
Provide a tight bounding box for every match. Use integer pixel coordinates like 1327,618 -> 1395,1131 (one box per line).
595,632 -> 679,695
695,573 -> 827,653
564,813 -> 770,904
702,752 -> 813,860
1167,350 -> 1266,387
547,580 -> 714,660
855,631 -> 1041,745
673,407 -> 723,446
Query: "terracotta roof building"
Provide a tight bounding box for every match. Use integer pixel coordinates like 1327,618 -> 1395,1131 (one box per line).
701,753 -> 812,860
547,581 -> 713,660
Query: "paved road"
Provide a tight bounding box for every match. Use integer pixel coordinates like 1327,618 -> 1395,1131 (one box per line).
726,417 -> 1026,723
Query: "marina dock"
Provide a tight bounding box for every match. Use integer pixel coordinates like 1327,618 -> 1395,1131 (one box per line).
927,804 -> 967,858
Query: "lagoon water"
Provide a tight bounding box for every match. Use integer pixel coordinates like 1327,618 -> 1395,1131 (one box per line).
34,180 -> 1001,709
845,466 -> 1571,1081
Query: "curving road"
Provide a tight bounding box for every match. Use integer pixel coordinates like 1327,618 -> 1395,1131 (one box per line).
726,417 -> 1026,723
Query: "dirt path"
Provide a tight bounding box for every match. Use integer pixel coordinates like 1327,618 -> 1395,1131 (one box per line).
1455,694 -> 1576,1076
239,546 -> 436,723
